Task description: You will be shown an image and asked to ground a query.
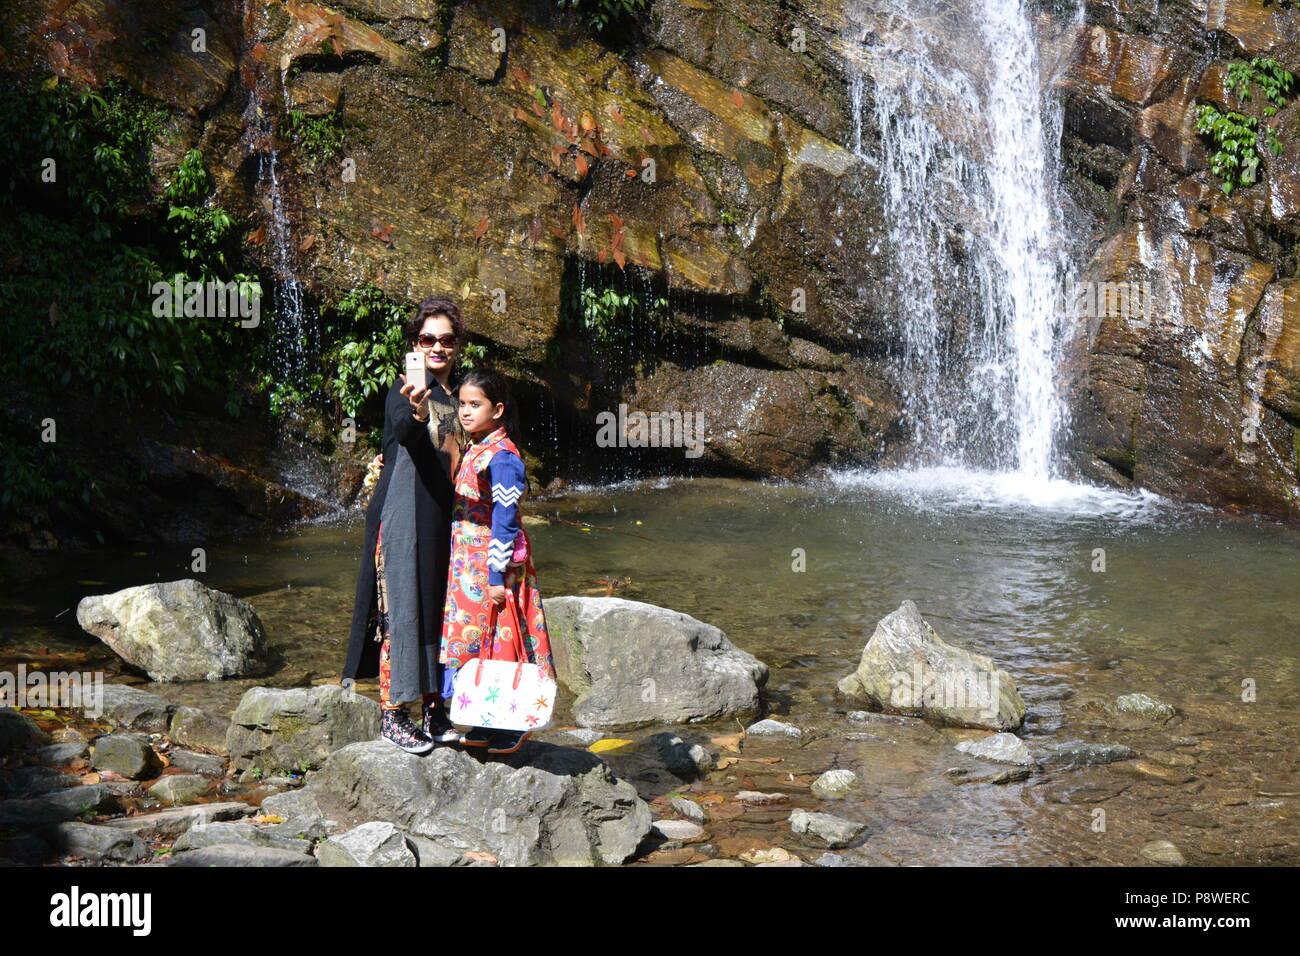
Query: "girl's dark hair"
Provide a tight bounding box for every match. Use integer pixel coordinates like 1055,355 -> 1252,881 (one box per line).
403,296 -> 466,350
459,367 -> 523,448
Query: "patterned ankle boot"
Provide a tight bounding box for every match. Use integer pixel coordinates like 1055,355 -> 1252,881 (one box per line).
380,707 -> 434,754
421,700 -> 460,744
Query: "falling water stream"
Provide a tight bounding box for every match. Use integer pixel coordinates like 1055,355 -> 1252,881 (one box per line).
846,0 -> 1079,488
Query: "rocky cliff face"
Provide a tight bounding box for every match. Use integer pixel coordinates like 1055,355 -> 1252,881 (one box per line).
4,0 -> 1299,524
1056,0 -> 1300,522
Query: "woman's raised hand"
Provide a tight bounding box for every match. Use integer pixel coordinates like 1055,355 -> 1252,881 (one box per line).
399,373 -> 431,421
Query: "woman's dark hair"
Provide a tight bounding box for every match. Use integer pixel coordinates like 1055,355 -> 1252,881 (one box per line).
404,296 -> 466,350
459,367 -> 523,448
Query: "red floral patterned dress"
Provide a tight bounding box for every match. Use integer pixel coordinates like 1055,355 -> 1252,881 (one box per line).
440,427 -> 555,683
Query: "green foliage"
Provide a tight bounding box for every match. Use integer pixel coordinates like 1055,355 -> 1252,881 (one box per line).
0,75 -> 261,528
327,284 -> 409,418
554,0 -> 651,32
566,283 -> 668,347
1226,57 -> 1294,112
1196,58 -> 1294,195
284,110 -> 345,172
0,77 -> 167,235
163,149 -> 236,274
460,342 -> 489,368
1195,106 -> 1267,194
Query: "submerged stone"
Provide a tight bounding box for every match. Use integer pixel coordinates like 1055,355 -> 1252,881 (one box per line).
837,601 -> 1027,731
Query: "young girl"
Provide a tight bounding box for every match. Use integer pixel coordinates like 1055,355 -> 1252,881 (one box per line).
439,369 -> 555,755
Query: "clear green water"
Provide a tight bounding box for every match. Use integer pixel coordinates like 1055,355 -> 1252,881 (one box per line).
4,470 -> 1298,864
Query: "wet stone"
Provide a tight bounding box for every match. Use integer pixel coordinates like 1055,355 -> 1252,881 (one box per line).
789,808 -> 864,849
1117,761 -> 1195,785
736,791 -> 789,806
811,769 -> 858,798
745,719 -> 802,738
1112,694 -> 1176,721
1140,840 -> 1186,866
954,732 -> 1033,766
648,732 -> 715,775
652,819 -> 706,842
1036,740 -> 1136,769
669,796 -> 707,824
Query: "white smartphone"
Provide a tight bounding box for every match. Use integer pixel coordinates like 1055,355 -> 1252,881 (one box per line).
405,351 -> 426,391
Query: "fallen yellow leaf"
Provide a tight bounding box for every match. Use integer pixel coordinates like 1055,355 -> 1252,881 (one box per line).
589,738 -> 634,754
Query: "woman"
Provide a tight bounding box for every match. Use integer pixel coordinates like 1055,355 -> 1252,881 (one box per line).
342,296 -> 465,753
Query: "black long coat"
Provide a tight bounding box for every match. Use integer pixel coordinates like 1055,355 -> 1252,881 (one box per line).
342,379 -> 455,685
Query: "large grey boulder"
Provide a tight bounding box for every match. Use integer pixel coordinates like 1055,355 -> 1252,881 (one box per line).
299,739 -> 651,866
546,596 -> 768,729
226,684 -> 380,775
836,601 -> 1026,731
77,579 -> 267,681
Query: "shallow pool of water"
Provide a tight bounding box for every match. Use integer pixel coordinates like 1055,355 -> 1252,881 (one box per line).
4,471 -> 1298,864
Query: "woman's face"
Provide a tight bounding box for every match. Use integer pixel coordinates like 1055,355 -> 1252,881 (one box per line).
416,314 -> 459,375
458,383 -> 503,437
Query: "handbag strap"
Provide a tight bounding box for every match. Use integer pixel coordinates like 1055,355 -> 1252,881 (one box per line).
479,589 -> 528,664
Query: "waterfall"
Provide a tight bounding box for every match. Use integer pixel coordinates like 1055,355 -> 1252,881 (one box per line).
846,0 -> 1079,482
238,2 -> 316,392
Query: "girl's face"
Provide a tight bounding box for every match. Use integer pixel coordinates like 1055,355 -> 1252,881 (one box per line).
458,383 -> 504,437
416,314 -> 458,375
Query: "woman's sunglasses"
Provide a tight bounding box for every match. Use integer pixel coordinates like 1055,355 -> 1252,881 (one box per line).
417,333 -> 458,348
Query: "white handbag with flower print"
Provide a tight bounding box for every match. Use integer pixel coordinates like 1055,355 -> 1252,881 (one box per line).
450,595 -> 556,732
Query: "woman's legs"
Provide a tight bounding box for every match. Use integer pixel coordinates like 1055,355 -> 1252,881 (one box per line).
375,525 -> 432,753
